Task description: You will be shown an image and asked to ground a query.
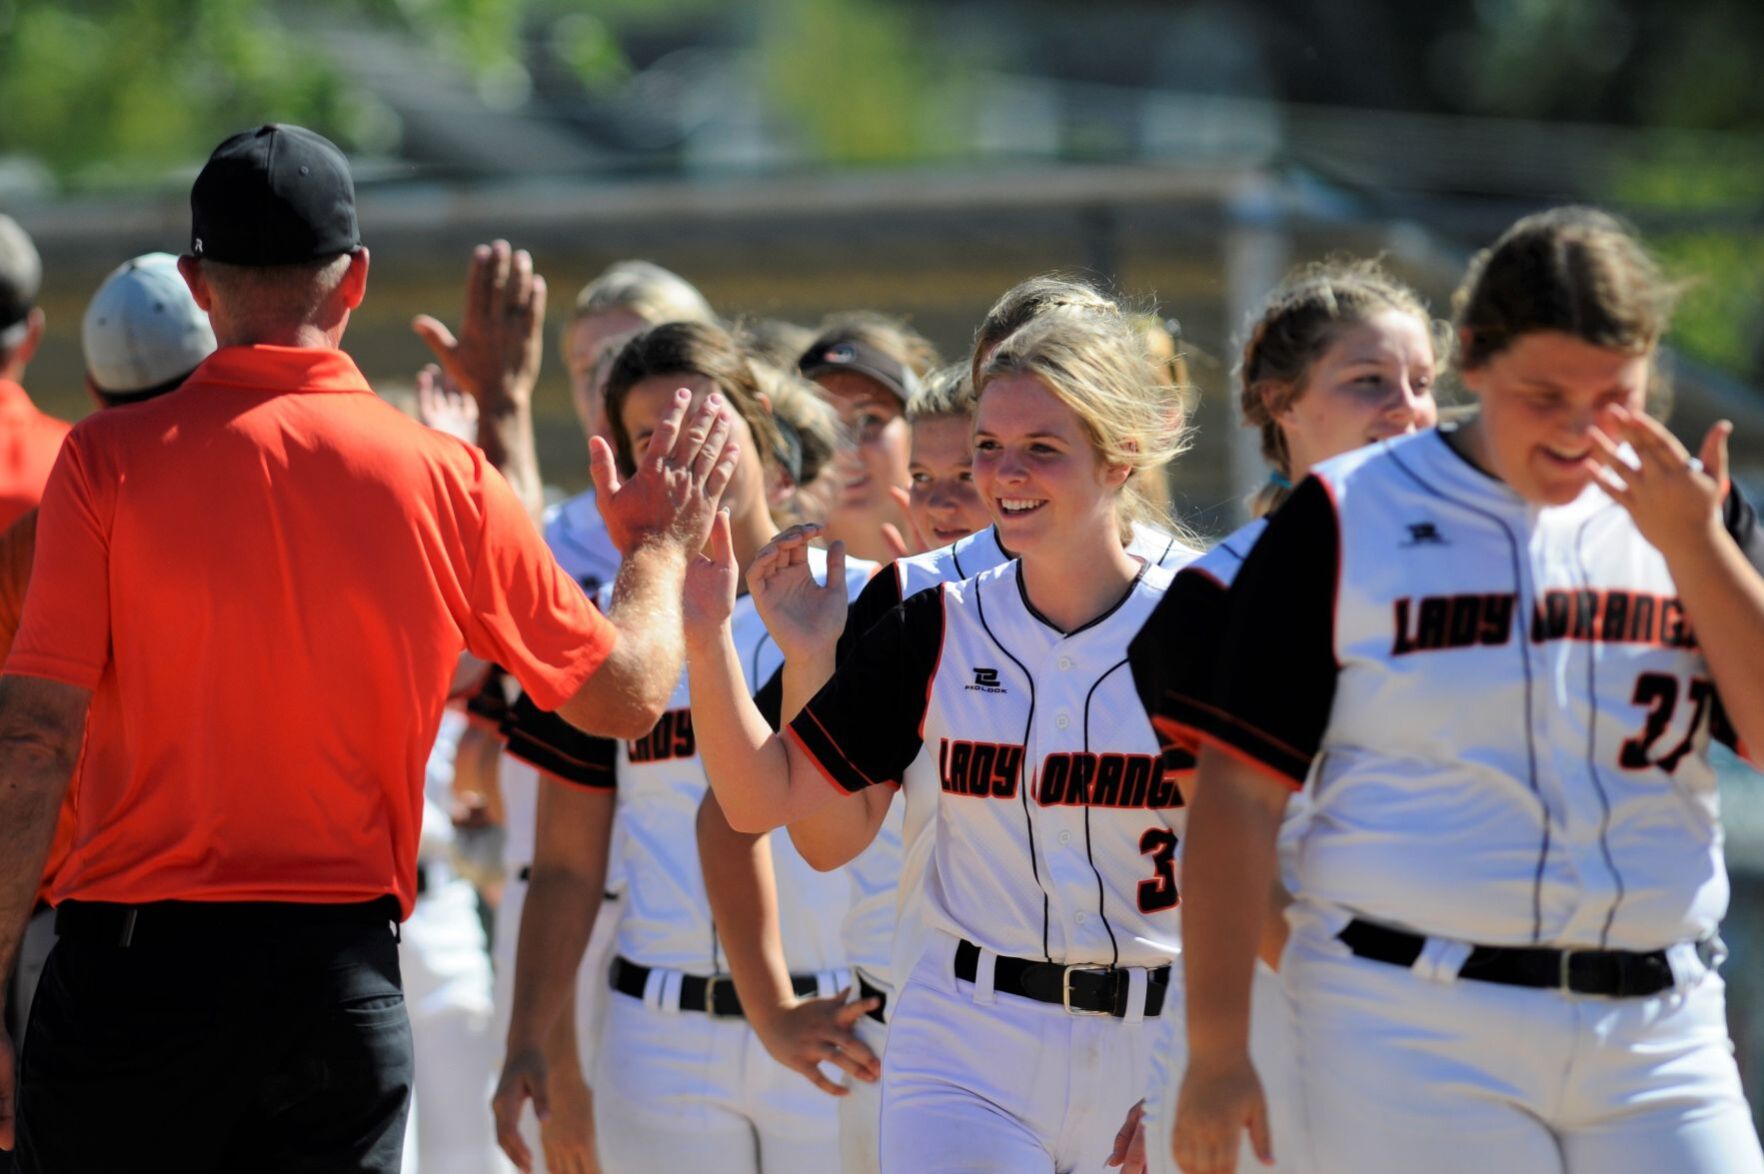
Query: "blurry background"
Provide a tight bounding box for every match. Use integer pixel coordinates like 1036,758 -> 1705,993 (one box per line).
6,0 -> 1764,1114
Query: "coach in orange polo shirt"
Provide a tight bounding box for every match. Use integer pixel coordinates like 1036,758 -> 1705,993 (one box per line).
0,216 -> 71,533
0,125 -> 738,1174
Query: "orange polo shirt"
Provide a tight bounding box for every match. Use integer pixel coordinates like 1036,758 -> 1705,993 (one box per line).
0,379 -> 71,532
7,345 -> 615,915
0,509 -> 73,904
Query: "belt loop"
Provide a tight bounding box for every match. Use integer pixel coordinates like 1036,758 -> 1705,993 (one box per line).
647,968 -> 678,1014
1412,936 -> 1472,984
822,967 -> 851,999
1665,939 -> 1717,991
1122,968 -> 1147,1024
970,947 -> 998,1007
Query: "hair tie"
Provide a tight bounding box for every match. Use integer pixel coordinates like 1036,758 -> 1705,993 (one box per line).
1268,470 -> 1293,489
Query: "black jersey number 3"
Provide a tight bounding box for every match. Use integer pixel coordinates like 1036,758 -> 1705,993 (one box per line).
1619,671 -> 1714,775
1137,827 -> 1180,913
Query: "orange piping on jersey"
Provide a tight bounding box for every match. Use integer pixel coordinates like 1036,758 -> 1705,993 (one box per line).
1151,711 -> 1202,756
1171,693 -> 1312,784
1189,730 -> 1305,793
795,709 -> 891,791
785,723 -> 900,796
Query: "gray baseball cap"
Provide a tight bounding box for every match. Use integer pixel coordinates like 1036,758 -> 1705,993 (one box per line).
82,254 -> 217,396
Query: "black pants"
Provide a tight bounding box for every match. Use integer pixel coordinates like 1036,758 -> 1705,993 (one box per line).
15,901 -> 413,1173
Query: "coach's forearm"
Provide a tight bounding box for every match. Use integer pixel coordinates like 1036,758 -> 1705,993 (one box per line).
0,677 -> 86,1004
1183,747 -> 1288,1062
686,626 -> 799,833
558,541 -> 689,739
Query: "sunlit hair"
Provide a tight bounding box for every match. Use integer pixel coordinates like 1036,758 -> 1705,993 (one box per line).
1239,258 -> 1438,517
1454,206 -> 1678,374
979,306 -> 1191,543
603,321 -> 783,483
906,363 -> 976,423
971,274 -> 1118,387
569,260 -> 717,329
807,311 -> 942,383
754,360 -> 842,490
734,318 -> 816,371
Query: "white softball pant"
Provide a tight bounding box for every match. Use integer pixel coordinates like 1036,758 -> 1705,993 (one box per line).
1285,914 -> 1764,1174
490,875 -> 620,1173
880,931 -> 1160,1174
838,972 -> 891,1174
590,980 -> 842,1173
399,872 -> 506,1174
1144,958 -> 1312,1174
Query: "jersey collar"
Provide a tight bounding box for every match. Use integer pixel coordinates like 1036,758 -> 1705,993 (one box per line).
186,345 -> 375,396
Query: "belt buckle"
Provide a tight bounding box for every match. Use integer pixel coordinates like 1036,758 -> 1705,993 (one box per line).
1061,965 -> 1116,1017
702,975 -> 738,1018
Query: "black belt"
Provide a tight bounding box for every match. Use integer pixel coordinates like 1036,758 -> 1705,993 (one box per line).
610,956 -> 821,1018
954,939 -> 1169,1018
1338,918 -> 1716,998
857,970 -> 889,1024
56,896 -> 401,948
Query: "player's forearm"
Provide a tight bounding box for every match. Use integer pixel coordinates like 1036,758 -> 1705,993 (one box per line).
1182,746 -> 1287,1062
0,677 -> 85,1001
507,869 -> 602,1055
780,648 -> 838,724
559,542 -> 689,739
686,626 -> 799,833
476,400 -> 545,525
540,986 -> 588,1085
1663,520 -> 1764,752
786,789 -> 888,872
695,794 -> 798,1023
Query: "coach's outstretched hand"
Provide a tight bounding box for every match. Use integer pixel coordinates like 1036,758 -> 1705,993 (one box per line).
1173,1052 -> 1272,1174
747,522 -> 850,663
594,388 -> 737,557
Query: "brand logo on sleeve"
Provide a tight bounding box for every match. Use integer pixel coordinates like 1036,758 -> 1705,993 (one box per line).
1402,521 -> 1448,546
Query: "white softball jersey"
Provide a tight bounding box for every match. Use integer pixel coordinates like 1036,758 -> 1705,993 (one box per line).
835,524 -> 1197,985
792,557 -> 1187,971
1170,427 -> 1763,952
504,545 -> 874,975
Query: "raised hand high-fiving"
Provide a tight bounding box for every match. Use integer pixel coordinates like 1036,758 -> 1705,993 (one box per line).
412,239 -> 546,411
593,388 -> 738,558
746,522 -> 850,664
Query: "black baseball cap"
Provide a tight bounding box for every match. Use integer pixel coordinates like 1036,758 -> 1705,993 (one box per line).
190,124 -> 361,266
797,337 -> 919,403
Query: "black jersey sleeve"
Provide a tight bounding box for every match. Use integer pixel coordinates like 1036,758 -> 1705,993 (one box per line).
753,665 -> 785,733
834,562 -> 905,667
1181,477 -> 1341,786
1724,481 -> 1764,577
790,584 -> 944,793
502,689 -> 618,789
465,665 -> 512,732
1128,567 -> 1225,771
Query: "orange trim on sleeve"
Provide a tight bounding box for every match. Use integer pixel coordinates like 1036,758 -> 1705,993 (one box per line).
785,723 -> 873,797
1190,730 -> 1306,793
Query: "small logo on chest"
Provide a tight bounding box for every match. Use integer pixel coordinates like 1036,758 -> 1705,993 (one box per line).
966,667 -> 1008,694
1402,521 -> 1448,547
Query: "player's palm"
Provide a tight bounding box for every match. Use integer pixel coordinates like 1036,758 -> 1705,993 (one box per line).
750,523 -> 849,662
684,511 -> 739,641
